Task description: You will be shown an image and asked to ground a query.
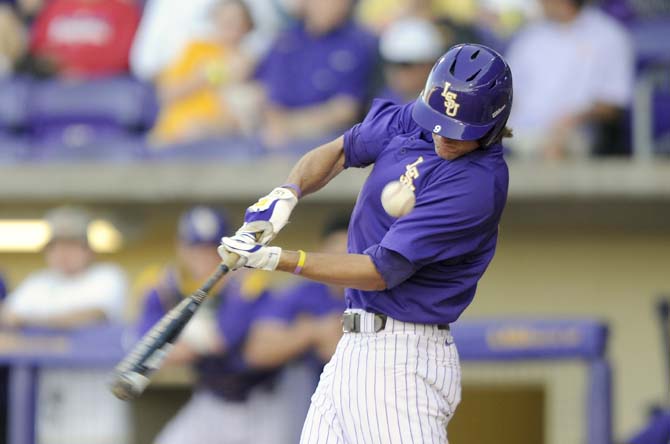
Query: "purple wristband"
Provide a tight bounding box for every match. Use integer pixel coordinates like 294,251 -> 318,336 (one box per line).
281,183 -> 302,199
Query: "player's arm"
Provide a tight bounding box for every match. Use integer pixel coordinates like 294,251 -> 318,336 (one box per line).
235,136 -> 346,245
243,317 -> 318,368
277,252 -> 386,291
284,135 -> 346,197
0,307 -> 107,329
218,239 -> 388,291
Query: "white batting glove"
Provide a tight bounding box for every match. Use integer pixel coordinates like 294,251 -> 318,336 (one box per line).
241,187 -> 299,245
217,232 -> 282,271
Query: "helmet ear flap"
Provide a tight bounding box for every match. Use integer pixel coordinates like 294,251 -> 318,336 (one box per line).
480,116 -> 512,147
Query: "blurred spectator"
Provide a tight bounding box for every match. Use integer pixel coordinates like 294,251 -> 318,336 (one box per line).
0,205 -> 130,444
136,206 -> 292,444
0,206 -> 127,328
27,0 -> 141,78
0,271 -> 6,300
628,410 -> 670,444
505,0 -> 634,159
244,213 -> 349,442
131,0 -> 294,82
0,4 -> 27,76
150,0 -> 255,145
254,0 -> 377,148
377,17 -> 445,104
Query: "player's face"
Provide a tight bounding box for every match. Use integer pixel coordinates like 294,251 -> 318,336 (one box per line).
214,1 -> 252,45
177,243 -> 222,281
432,134 -> 479,160
44,240 -> 93,276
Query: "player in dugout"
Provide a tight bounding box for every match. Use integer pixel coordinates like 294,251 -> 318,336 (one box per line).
217,43 -> 512,443
243,213 -> 349,442
136,206 -> 292,444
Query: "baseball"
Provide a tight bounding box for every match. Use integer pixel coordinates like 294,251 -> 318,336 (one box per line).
381,180 -> 415,217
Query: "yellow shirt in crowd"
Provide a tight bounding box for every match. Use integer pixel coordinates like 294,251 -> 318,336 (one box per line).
152,40 -> 231,144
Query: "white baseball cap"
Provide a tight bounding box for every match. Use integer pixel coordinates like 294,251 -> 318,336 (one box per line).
45,206 -> 91,245
380,18 -> 446,64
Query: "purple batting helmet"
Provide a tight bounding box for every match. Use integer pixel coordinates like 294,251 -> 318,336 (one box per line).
178,206 -> 230,246
412,43 -> 513,147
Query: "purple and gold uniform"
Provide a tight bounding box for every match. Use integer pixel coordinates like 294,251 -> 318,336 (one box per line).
256,281 -> 346,443
344,99 -> 509,324
298,45 -> 512,444
137,269 -> 289,444
259,281 -> 345,371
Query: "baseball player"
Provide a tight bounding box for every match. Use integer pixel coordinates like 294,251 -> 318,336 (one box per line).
243,214 -> 349,442
218,43 -> 512,443
136,206 -> 291,444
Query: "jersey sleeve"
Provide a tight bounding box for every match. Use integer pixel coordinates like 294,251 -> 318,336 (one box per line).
215,291 -> 267,350
363,244 -> 417,289
87,265 -> 128,322
377,170 -> 496,273
343,99 -> 414,168
253,289 -> 300,324
592,25 -> 633,106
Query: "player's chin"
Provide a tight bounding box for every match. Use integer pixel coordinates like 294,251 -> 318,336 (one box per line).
434,145 -> 462,161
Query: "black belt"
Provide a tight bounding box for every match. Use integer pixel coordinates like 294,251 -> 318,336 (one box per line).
342,311 -> 450,333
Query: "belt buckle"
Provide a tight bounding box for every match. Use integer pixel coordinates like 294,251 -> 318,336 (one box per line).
373,314 -> 386,332
342,312 -> 359,333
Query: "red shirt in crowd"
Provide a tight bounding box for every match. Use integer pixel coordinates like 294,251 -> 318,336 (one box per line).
30,0 -> 141,78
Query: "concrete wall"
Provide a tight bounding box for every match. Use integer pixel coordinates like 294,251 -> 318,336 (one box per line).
0,200 -> 668,442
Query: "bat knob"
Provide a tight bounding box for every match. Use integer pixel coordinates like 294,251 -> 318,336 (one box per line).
110,371 -> 150,401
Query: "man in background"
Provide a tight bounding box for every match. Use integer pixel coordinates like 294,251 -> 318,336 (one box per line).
254,0 -> 377,149
0,205 -> 130,444
0,206 -> 127,328
243,214 -> 349,442
505,0 -> 633,159
136,206 -> 292,444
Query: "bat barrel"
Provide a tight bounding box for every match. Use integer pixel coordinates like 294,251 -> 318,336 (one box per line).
109,260 -> 236,401
110,371 -> 151,401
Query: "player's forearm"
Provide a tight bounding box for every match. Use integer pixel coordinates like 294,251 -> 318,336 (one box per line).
243,320 -> 316,368
285,136 -> 346,198
277,251 -> 387,291
17,308 -> 108,329
282,96 -> 358,137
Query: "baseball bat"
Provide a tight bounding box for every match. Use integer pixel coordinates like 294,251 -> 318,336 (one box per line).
110,253 -> 239,401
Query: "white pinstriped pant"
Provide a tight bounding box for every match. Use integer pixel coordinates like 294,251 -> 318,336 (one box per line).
300,310 -> 462,444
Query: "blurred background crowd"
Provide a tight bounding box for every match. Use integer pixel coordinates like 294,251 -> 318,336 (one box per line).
0,0 -> 667,161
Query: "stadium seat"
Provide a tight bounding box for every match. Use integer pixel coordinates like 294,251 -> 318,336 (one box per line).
0,77 -> 30,133
146,136 -> 263,162
0,133 -> 31,164
27,77 -> 158,137
629,19 -> 670,69
29,133 -> 146,163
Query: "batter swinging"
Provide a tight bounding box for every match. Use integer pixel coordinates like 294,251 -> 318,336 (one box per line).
218,43 -> 513,443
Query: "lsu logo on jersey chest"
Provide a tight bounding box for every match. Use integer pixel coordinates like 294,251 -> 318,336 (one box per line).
399,156 -> 424,192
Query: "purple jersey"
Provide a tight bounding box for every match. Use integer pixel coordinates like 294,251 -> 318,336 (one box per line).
255,21 -> 377,108
343,99 -> 509,324
137,268 -> 279,401
257,281 -> 345,366
259,281 -> 346,323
